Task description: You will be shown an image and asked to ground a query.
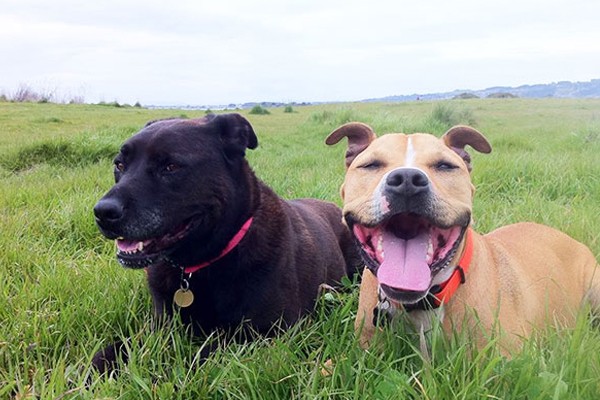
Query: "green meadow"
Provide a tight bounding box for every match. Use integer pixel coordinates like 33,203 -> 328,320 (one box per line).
1,99 -> 600,399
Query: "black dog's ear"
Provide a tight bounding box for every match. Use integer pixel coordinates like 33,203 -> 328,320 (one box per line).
442,125 -> 492,172
208,113 -> 258,157
326,122 -> 377,168
144,117 -> 181,128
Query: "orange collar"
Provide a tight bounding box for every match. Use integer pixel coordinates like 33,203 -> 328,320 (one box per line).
405,228 -> 474,311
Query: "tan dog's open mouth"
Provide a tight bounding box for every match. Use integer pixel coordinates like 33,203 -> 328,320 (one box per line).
351,213 -> 466,303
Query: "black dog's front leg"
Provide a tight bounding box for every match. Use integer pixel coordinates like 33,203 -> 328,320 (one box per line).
91,303 -> 166,375
90,295 -> 225,376
91,339 -> 129,375
90,334 -> 219,377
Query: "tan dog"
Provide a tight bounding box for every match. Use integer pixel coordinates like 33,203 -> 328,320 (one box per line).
326,123 -> 600,352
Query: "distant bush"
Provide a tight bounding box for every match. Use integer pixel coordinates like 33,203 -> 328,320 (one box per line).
69,96 -> 85,104
249,105 -> 270,115
284,105 -> 294,113
453,92 -> 479,100
10,84 -> 56,103
134,101 -> 142,108
12,85 -> 37,102
0,127 -> 139,172
97,101 -> 124,108
423,103 -> 477,132
487,92 -> 518,99
33,117 -> 64,124
1,84 -> 86,104
309,108 -> 359,126
577,122 -> 600,143
0,140 -> 118,172
97,100 -> 141,108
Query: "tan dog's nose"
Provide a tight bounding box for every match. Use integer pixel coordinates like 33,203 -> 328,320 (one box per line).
385,168 -> 430,197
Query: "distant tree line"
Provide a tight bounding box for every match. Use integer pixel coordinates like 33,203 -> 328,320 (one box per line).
0,84 -> 142,107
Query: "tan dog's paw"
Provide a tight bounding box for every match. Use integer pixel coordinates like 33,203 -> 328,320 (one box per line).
320,358 -> 334,377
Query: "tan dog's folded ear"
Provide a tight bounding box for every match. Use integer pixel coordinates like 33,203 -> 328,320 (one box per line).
326,122 -> 377,168
442,125 -> 492,172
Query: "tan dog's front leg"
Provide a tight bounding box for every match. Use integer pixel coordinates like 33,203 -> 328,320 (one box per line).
355,269 -> 379,348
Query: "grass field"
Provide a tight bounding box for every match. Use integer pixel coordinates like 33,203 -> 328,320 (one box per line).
1,98 -> 600,399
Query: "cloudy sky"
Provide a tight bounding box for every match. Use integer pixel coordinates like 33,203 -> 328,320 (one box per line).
2,0 -> 599,106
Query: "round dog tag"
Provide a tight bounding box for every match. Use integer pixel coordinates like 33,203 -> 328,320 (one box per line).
174,288 -> 194,308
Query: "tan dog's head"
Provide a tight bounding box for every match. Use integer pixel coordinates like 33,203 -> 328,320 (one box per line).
326,123 -> 491,304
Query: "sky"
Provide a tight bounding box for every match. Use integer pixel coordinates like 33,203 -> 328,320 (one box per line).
1,0 -> 599,106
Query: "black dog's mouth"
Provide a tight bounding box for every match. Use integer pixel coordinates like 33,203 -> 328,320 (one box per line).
115,219 -> 195,268
351,213 -> 467,304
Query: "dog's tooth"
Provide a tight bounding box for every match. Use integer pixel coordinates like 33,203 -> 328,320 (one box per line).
376,234 -> 385,260
137,242 -> 144,252
427,240 -> 434,260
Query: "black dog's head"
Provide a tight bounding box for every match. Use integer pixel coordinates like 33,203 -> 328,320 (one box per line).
94,113 -> 258,268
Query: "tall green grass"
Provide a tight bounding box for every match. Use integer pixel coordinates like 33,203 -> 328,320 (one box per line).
1,99 -> 599,399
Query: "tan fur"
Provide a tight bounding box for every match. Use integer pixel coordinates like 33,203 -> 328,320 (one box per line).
331,125 -> 600,352
354,268 -> 379,348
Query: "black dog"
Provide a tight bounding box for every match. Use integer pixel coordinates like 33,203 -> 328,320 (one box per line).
92,113 -> 362,372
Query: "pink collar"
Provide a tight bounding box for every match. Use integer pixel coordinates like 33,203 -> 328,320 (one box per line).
184,217 -> 253,274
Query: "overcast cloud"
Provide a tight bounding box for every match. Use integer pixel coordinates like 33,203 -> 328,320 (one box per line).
1,0 -> 599,105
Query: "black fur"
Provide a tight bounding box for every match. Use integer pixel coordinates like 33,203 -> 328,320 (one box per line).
92,113 -> 362,373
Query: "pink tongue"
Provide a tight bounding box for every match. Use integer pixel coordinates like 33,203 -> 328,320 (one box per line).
116,239 -> 140,252
377,230 -> 431,292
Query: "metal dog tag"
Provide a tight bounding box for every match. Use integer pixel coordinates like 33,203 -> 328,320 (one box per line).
174,288 -> 194,308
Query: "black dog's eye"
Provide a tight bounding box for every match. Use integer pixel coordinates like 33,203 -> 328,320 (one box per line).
114,161 -> 126,172
434,160 -> 459,171
165,163 -> 180,173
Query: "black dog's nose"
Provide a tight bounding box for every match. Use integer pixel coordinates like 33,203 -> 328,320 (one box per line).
385,168 -> 429,197
94,198 -> 124,223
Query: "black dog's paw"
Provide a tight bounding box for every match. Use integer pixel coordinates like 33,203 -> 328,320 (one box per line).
91,340 -> 128,375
